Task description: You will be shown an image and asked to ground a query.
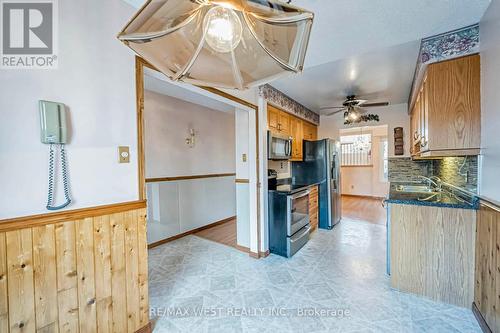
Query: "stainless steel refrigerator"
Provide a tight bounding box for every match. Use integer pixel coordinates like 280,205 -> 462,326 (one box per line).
291,139 -> 341,229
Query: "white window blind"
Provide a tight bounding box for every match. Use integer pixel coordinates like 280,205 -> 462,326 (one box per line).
340,134 -> 372,166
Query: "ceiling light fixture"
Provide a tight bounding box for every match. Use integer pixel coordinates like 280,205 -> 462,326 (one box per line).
203,6 -> 242,53
118,0 -> 314,90
344,107 -> 360,122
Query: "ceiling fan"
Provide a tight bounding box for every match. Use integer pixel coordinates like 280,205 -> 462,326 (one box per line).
320,95 -> 389,121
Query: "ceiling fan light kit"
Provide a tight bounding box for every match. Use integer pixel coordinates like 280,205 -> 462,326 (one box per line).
322,95 -> 388,124
117,0 -> 314,90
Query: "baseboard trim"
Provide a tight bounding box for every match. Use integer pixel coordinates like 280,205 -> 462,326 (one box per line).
234,244 -> 250,253
342,194 -> 386,200
135,322 -> 152,333
148,216 -> 236,249
0,200 -> 147,232
249,250 -> 270,259
472,302 -> 492,333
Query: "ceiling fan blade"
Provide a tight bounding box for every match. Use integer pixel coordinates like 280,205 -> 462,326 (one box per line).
319,106 -> 345,111
354,106 -> 368,114
361,102 -> 390,108
326,108 -> 346,116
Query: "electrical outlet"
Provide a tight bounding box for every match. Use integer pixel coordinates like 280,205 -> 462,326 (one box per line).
118,146 -> 130,163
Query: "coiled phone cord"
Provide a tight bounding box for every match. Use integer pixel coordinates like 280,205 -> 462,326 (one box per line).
46,144 -> 72,210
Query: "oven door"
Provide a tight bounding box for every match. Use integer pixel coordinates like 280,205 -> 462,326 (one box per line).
268,131 -> 292,160
287,189 -> 310,237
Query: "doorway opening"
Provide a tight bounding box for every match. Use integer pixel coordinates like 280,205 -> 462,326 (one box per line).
339,125 -> 389,225
135,58 -> 261,255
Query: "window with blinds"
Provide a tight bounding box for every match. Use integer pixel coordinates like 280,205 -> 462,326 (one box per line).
340,134 -> 372,166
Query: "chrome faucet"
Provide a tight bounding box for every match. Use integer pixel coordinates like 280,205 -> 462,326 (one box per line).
417,175 -> 442,192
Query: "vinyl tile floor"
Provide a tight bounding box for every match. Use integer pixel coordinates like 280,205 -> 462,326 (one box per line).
148,219 -> 481,333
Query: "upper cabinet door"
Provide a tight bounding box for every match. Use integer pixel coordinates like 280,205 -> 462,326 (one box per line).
290,117 -> 303,160
279,111 -> 291,135
268,105 -> 280,132
420,76 -> 429,152
302,122 -> 317,141
426,54 -> 481,151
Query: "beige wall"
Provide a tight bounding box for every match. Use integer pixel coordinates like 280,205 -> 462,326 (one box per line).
144,90 -> 235,178
480,0 -> 500,202
340,126 -> 389,197
0,0 -> 138,219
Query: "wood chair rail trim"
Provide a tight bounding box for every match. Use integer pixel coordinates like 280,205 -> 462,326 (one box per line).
145,173 -> 236,183
0,200 -> 146,232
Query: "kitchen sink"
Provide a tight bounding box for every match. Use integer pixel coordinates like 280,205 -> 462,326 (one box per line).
417,193 -> 442,203
395,184 -> 436,193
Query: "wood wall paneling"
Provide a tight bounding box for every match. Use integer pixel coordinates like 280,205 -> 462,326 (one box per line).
125,210 -> 140,332
76,218 -> 97,333
0,200 -> 146,233
0,233 -> 8,332
137,209 -> 149,327
7,229 -> 35,333
0,206 -> 149,333
93,215 -> 113,333
55,221 -> 79,332
110,212 -> 128,333
33,224 -> 58,331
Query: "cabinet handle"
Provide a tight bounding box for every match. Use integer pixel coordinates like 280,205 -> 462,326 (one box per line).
420,136 -> 427,148
278,123 -> 281,131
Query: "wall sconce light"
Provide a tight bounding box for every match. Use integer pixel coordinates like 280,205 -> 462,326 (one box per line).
186,128 -> 196,148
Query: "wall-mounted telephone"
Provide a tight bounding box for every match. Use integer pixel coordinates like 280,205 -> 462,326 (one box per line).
39,100 -> 72,210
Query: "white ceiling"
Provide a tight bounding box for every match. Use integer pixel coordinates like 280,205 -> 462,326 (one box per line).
272,40 -> 421,112
144,68 -> 235,114
123,0 -> 491,114
291,0 -> 491,68
273,0 -> 491,113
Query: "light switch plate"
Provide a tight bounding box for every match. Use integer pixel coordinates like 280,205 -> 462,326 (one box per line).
242,154 -> 247,162
118,146 -> 130,163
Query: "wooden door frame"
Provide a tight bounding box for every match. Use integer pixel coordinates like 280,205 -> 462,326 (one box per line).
134,56 -> 264,258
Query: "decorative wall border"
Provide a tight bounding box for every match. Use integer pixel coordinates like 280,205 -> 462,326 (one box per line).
259,84 -> 320,125
408,24 -> 480,109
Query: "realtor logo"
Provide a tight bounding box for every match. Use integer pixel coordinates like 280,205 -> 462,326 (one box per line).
1,0 -> 58,69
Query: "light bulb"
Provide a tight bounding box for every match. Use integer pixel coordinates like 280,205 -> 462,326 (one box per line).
348,110 -> 359,121
203,6 -> 242,53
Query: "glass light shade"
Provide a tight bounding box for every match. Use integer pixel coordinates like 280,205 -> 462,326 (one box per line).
203,6 -> 242,53
118,0 -> 314,90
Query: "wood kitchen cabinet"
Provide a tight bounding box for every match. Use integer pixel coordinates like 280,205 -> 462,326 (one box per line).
474,203 -> 500,333
268,104 -> 290,135
268,105 -> 280,132
290,117 -> 303,161
267,104 -> 318,161
303,121 -> 318,141
410,54 -> 481,158
410,92 -> 422,156
309,185 -> 319,231
389,203 -> 476,307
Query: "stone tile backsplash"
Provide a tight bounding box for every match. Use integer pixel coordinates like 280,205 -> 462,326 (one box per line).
388,156 -> 478,193
433,156 -> 478,193
388,157 -> 432,182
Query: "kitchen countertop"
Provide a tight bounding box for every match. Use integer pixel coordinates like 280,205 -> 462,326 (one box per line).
385,182 -> 479,210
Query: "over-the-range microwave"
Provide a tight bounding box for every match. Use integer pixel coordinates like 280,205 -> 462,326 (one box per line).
268,131 -> 292,160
